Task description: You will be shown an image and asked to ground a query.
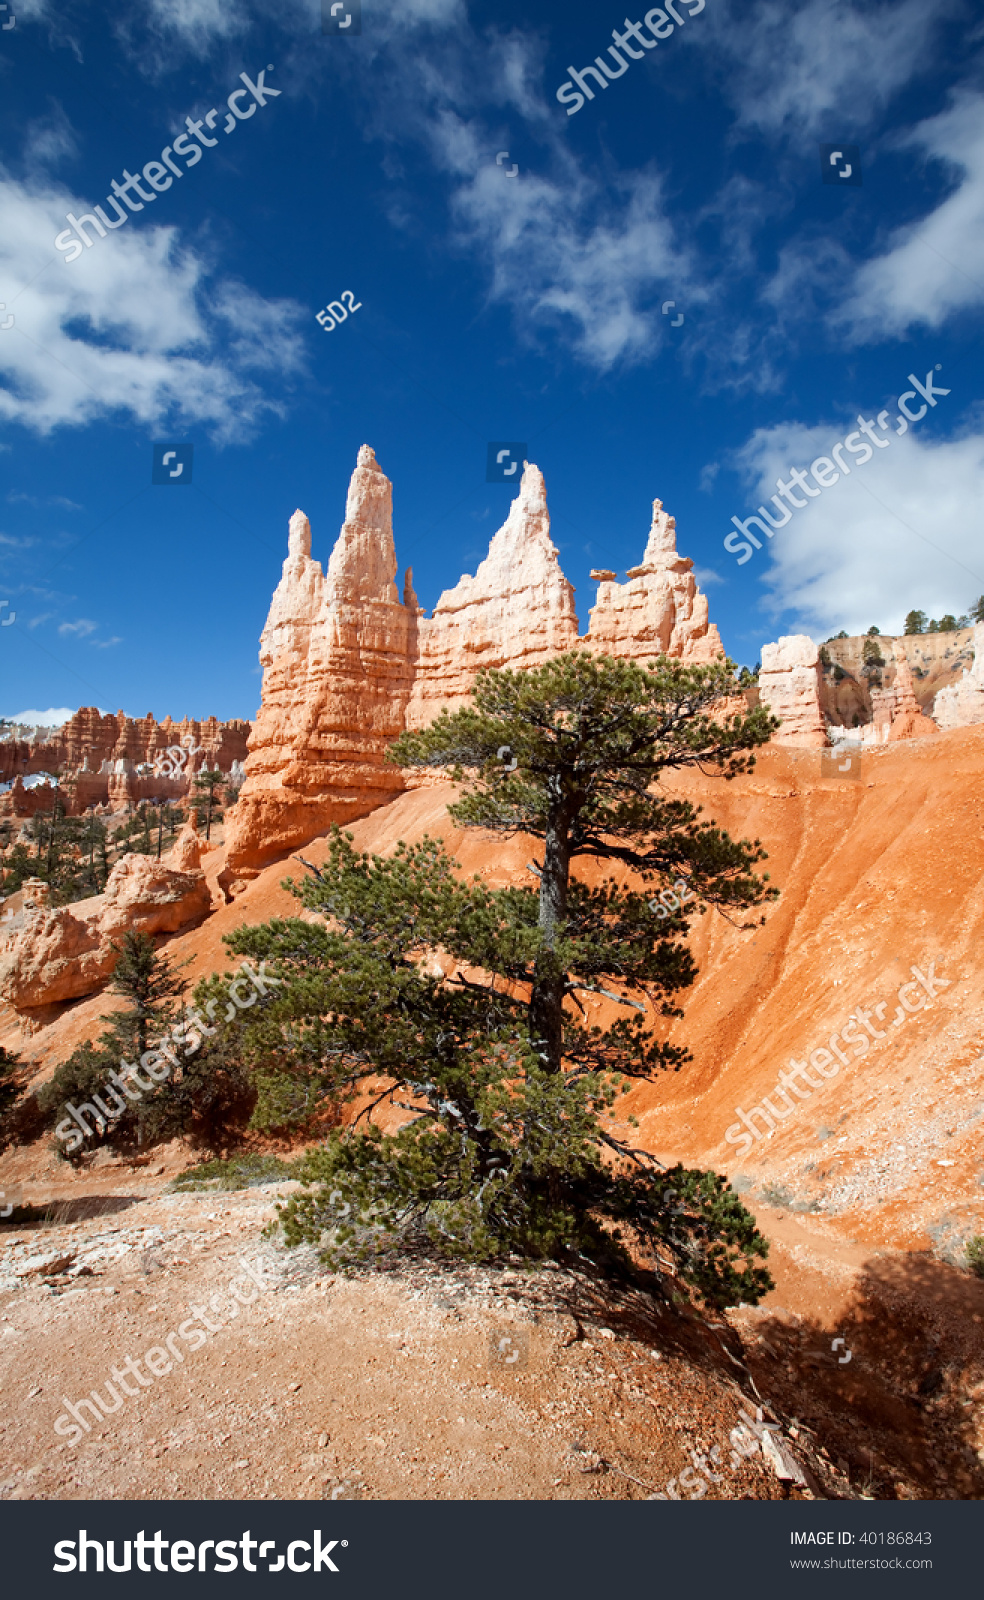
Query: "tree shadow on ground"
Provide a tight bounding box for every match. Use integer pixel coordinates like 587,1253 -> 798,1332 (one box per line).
0,1193 -> 145,1228
744,1251 -> 984,1499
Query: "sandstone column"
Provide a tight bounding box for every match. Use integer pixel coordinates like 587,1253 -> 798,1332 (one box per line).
757,635 -> 827,746
220,446 -> 416,888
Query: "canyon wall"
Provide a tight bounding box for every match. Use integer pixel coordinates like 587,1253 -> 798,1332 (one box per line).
933,623 -> 984,730
0,710 -> 249,814
819,628 -> 974,729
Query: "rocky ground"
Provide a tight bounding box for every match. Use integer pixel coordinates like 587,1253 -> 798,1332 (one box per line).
0,1176 -> 807,1504
2,1165 -> 982,1503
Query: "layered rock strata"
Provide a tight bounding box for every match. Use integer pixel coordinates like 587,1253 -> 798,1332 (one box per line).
404,463 -> 579,728
888,642 -> 938,741
933,623 -> 984,730
583,500 -> 724,664
221,449 -> 730,884
757,636 -> 827,747
0,710 -> 249,813
220,447 -> 416,885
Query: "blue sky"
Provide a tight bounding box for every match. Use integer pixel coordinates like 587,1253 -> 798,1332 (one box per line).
1,0 -> 982,723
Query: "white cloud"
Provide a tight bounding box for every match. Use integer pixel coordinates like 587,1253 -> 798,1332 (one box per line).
57,617 -> 97,636
731,416 -> 984,636
7,491 -> 81,508
835,92 -> 984,342
709,0 -> 957,139
4,706 -> 75,726
433,115 -> 692,370
0,174 -> 307,440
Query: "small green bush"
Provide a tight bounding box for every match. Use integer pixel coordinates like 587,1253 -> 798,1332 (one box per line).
170,1153 -> 297,1191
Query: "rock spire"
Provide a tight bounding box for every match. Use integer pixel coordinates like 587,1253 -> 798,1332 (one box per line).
582,500 -> 724,663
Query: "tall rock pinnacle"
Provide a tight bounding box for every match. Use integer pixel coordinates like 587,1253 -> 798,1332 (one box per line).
404,462 -> 579,728
220,447 -> 415,889
583,498 -> 724,663
220,452 -> 729,889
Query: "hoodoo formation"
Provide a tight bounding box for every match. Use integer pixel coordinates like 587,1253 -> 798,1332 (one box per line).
583,497 -> 724,663
403,462 -> 580,729
219,446 -> 417,889
221,447 -> 726,886
0,710 -> 248,817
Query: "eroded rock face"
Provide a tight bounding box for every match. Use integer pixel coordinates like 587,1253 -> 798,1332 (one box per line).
97,852 -> 212,940
583,500 -> 724,665
0,837 -> 212,1012
933,624 -> 984,730
221,447 -> 416,884
888,642 -> 938,742
758,635 -> 827,747
0,906 -> 112,1008
0,709 -> 249,810
220,449 -> 730,886
404,463 -> 579,729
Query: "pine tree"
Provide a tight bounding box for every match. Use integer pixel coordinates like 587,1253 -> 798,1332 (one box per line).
228,652 -> 778,1307
0,1044 -> 20,1121
971,597 -> 984,624
904,610 -> 927,636
193,770 -> 224,840
37,932 -> 188,1164
100,930 -> 186,1060
862,637 -> 885,670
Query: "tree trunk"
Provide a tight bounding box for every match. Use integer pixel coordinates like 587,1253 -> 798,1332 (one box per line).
529,786 -> 573,1074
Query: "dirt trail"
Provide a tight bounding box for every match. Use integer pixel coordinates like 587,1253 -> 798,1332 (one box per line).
2,1180 -> 815,1504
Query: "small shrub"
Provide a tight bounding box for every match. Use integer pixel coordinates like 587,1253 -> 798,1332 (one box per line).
169,1153 -> 297,1192
966,1236 -> 984,1279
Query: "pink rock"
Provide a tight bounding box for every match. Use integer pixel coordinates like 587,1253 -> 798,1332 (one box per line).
758,636 -> 827,747
404,463 -> 580,729
582,500 -> 724,664
0,905 -> 112,1008
932,623 -> 984,730
0,850 -> 210,1012
220,452 -> 730,883
888,641 -> 938,742
221,446 -> 416,884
